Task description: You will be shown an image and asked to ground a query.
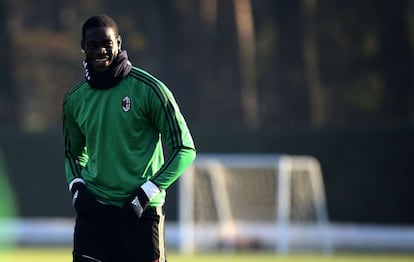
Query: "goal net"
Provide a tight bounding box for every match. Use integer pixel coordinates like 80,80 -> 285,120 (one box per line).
178,154 -> 332,253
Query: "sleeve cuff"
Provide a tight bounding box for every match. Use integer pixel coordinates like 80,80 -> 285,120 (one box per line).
141,180 -> 160,200
68,178 -> 85,192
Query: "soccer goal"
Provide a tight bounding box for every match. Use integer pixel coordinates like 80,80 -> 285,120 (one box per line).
178,154 -> 332,253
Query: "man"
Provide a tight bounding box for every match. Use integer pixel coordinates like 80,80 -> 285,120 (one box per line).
63,15 -> 196,262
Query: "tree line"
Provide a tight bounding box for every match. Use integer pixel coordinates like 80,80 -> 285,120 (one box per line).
0,0 -> 412,133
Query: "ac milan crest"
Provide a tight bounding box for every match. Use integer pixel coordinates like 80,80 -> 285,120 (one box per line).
122,96 -> 131,112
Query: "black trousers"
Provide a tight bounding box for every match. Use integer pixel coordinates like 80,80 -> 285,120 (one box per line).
73,202 -> 166,262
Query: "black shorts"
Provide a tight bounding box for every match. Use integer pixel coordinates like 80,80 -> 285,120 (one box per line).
73,202 -> 166,262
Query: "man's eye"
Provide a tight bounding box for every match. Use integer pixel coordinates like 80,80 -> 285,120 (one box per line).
104,42 -> 113,48
84,41 -> 113,50
85,43 -> 96,50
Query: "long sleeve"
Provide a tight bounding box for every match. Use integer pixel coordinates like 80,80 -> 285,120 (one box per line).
62,94 -> 87,185
147,81 -> 196,190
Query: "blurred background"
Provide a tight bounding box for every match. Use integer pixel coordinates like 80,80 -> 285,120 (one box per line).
0,0 -> 413,253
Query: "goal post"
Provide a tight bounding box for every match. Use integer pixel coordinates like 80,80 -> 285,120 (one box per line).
178,153 -> 332,253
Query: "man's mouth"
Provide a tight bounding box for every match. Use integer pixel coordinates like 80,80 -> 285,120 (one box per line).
89,56 -> 111,71
95,57 -> 108,63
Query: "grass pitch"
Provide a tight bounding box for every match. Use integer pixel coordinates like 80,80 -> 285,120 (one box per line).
1,248 -> 414,262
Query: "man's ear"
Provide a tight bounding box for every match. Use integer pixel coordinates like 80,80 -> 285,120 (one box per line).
80,40 -> 85,52
117,35 -> 122,50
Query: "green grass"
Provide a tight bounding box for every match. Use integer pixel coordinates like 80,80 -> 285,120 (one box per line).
1,248 -> 414,262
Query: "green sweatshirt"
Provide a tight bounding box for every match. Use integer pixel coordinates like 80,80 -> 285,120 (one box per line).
63,66 -> 196,207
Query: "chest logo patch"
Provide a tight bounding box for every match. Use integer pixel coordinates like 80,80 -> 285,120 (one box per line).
122,96 -> 131,112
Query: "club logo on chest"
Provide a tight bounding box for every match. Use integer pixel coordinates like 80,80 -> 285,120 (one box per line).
122,96 -> 131,112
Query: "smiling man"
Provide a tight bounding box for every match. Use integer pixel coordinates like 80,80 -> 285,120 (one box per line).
62,15 -> 196,262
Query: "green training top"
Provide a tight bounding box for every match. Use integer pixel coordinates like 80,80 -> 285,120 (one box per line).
63,66 -> 196,207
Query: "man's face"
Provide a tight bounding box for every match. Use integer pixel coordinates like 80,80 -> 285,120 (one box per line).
81,26 -> 121,72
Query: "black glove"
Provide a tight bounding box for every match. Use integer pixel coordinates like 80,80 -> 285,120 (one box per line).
70,179 -> 96,214
123,181 -> 160,219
